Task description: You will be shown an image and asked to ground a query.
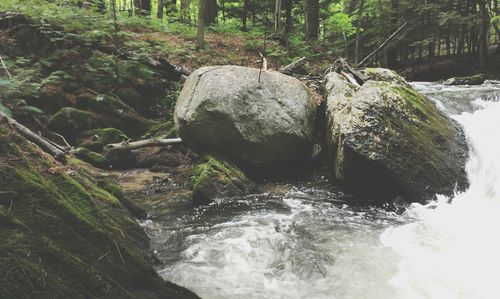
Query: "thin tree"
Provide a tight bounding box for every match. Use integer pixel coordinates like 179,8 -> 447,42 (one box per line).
242,0 -> 250,31
303,0 -> 319,41
157,0 -> 165,19
197,0 -> 206,49
354,0 -> 365,64
180,0 -> 191,23
478,0 -> 489,71
284,0 -> 293,34
205,0 -> 218,25
275,0 -> 282,32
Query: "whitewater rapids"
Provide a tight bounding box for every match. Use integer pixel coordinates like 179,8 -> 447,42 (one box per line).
141,81 -> 500,299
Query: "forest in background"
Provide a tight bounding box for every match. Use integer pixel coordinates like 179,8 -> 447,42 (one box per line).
81,0 -> 500,71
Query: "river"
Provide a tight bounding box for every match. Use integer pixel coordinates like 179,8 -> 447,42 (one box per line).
141,81 -> 500,299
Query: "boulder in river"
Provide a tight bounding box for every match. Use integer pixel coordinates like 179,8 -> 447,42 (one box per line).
444,74 -> 485,86
174,65 -> 317,172
324,68 -> 469,202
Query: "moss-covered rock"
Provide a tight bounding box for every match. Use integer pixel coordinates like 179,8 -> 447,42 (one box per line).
323,69 -> 469,202
104,148 -> 137,170
88,94 -> 151,137
76,128 -> 129,152
74,147 -> 111,169
0,123 -> 199,298
192,155 -> 253,206
48,107 -> 102,140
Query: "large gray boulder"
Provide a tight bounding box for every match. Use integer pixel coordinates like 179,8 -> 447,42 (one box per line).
174,65 -> 317,170
324,68 -> 469,202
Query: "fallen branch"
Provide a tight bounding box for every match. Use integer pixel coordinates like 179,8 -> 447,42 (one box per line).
340,71 -> 361,87
334,58 -> 366,86
104,137 -> 182,152
279,57 -> 307,74
0,112 -> 67,162
356,22 -> 408,67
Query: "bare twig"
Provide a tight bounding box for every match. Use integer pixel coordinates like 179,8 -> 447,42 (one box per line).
259,5 -> 270,83
20,264 -> 34,291
0,112 -> 66,162
51,132 -> 71,148
356,22 -> 407,67
4,265 -> 19,280
0,53 -> 12,80
104,137 -> 182,152
114,242 -> 125,265
41,269 -> 46,289
97,250 -> 111,262
259,53 -> 268,71
279,57 -> 307,74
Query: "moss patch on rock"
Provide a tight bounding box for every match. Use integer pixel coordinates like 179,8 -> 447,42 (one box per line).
76,128 -> 129,152
192,155 -> 253,206
73,147 -> 111,169
0,123 -> 199,298
324,70 -> 469,202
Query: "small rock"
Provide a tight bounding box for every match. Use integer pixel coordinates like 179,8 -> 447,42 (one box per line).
192,155 -> 254,206
444,74 -> 485,86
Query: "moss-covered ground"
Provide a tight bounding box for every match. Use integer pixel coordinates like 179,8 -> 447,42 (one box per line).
0,122 -> 199,298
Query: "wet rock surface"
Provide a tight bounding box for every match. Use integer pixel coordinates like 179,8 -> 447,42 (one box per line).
324,68 -> 469,202
174,65 -> 317,172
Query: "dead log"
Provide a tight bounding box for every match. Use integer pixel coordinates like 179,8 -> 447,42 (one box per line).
104,138 -> 183,152
146,57 -> 190,81
333,58 -> 366,85
279,57 -> 307,74
356,22 -> 408,68
0,112 -> 67,162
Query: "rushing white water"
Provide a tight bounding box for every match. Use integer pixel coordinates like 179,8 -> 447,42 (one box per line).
146,82 -> 500,299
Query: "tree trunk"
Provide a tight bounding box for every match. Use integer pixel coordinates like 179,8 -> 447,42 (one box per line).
274,0 -> 282,32
197,0 -> 206,49
242,0 -> 249,32
354,0 -> 365,64
157,0 -> 165,19
303,0 -> 319,41
284,0 -> 292,34
205,0 -> 217,25
478,0 -> 489,71
134,0 -> 151,15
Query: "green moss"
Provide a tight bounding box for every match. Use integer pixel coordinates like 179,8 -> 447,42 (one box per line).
373,81 -> 455,169
192,155 -> 252,205
0,123 -> 199,298
143,120 -> 177,139
74,147 -> 111,170
76,128 -> 129,152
